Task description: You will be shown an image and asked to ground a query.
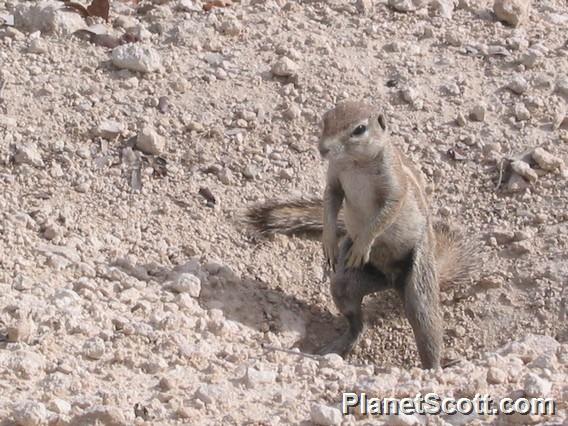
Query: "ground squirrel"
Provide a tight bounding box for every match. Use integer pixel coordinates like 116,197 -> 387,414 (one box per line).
247,101 -> 478,369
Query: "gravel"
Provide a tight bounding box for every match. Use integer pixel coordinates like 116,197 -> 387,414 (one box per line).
1,0 -> 567,424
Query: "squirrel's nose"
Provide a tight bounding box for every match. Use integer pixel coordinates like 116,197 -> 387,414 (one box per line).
318,138 -> 330,157
318,145 -> 330,157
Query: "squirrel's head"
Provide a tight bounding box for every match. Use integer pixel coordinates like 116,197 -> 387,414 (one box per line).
318,101 -> 388,161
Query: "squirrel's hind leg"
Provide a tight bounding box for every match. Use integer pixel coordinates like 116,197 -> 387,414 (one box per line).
398,235 -> 443,369
318,238 -> 391,356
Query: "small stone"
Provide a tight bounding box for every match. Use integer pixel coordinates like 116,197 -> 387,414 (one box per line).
433,0 -> 457,18
514,103 -> 531,121
401,87 -> 419,104
491,228 -> 514,244
245,367 -> 277,387
355,0 -> 374,14
520,48 -> 542,68
43,223 -> 60,240
159,377 -> 177,391
112,44 -> 162,73
456,112 -> 467,127
532,147 -> 564,171
509,240 -> 532,255
507,173 -> 529,192
7,320 -> 33,343
12,400 -> 48,426
8,350 -> 45,379
513,230 -> 532,241
218,19 -> 242,36
280,168 -> 294,179
523,373 -> 552,397
14,1 -> 86,35
136,126 -> 165,155
508,76 -> 528,94
69,406 -> 126,425
483,142 -> 502,156
14,144 -> 43,167
169,273 -> 201,298
441,82 -> 461,96
470,102 -> 486,122
310,403 -> 342,426
194,384 -> 225,405
511,160 -> 537,182
27,38 -> 47,54
94,120 -> 124,139
49,399 -> 71,415
557,76 -> 568,97
384,413 -> 421,425
487,367 -> 508,384
388,0 -> 425,12
283,104 -> 301,121
243,165 -> 259,180
271,57 -> 298,77
83,337 -> 105,360
493,0 -> 531,27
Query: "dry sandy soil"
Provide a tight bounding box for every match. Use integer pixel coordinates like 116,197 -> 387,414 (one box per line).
0,0 -> 567,424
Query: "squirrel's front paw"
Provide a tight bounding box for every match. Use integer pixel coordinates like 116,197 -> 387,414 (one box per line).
346,241 -> 371,269
322,231 -> 338,271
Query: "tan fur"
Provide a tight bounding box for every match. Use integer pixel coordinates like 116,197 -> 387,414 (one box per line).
246,199 -> 477,288
245,101 -> 479,368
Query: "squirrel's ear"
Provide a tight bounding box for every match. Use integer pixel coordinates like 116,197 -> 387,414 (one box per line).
377,114 -> 386,130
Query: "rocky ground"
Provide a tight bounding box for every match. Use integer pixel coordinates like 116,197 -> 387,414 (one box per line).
0,0 -> 567,424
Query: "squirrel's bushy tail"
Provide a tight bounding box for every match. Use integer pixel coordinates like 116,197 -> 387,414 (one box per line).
245,198 -> 478,286
245,196 -> 345,236
431,221 -> 479,287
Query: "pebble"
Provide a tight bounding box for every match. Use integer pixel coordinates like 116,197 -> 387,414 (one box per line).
243,165 -> 259,180
7,320 -> 33,343
487,367 -> 508,384
433,0 -> 457,19
14,1 -> 86,35
520,48 -> 543,68
310,403 -> 342,426
456,112 -> 467,127
283,104 -> 301,121
69,405 -> 126,425
511,160 -> 537,182
493,0 -> 531,27
49,399 -> 71,415
27,38 -> 47,54
508,76 -> 528,94
14,144 -> 43,167
384,413 -> 422,425
169,273 -> 201,298
12,400 -> 48,426
470,102 -> 487,122
514,103 -> 530,121
532,147 -> 564,171
136,126 -> 165,155
83,337 -> 106,360
555,76 -> 568,97
245,367 -> 277,387
509,240 -> 532,255
94,120 -> 124,140
218,19 -> 243,36
388,0 -> 425,12
9,350 -> 45,379
401,87 -> 419,104
112,44 -> 162,73
523,373 -> 552,397
355,0 -> 374,14
271,57 -> 298,77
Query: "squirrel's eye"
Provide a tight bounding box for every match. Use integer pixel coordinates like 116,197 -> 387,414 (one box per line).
352,125 -> 367,136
